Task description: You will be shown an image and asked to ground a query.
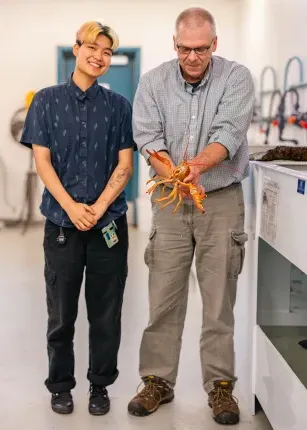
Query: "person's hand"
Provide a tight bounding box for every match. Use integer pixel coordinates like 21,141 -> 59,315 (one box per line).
65,202 -> 97,231
90,200 -> 109,223
180,164 -> 203,199
183,164 -> 201,185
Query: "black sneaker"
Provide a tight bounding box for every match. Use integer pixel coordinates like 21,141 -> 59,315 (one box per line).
51,392 -> 74,414
88,384 -> 110,415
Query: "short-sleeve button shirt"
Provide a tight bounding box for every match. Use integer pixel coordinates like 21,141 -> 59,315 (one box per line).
20,74 -> 134,229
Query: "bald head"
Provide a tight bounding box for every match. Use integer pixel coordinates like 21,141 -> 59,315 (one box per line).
175,7 -> 216,36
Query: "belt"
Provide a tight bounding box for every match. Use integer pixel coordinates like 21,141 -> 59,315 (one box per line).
205,182 -> 240,195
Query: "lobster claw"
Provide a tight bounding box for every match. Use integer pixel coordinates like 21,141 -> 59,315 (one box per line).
146,149 -> 172,169
189,185 -> 206,214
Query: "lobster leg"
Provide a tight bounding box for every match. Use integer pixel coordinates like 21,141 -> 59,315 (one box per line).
158,184 -> 179,209
161,184 -> 167,198
177,181 -> 190,189
155,185 -> 176,202
146,175 -> 169,185
172,189 -> 183,213
146,179 -> 173,194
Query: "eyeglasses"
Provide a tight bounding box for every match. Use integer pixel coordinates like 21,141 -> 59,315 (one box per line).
176,38 -> 214,56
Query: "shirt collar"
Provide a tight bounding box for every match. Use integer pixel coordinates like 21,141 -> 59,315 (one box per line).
66,73 -> 100,101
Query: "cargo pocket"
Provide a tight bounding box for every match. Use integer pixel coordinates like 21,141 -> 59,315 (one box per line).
144,226 -> 157,267
228,231 -> 248,279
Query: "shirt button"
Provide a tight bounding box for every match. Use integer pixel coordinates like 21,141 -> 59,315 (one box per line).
192,116 -> 196,119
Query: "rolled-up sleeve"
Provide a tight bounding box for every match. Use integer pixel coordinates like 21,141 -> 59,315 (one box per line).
132,75 -> 167,163
208,66 -> 255,159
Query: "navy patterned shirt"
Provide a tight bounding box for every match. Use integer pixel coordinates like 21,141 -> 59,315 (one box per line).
20,74 -> 134,229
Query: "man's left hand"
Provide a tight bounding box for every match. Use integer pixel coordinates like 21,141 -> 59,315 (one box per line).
183,164 -> 201,185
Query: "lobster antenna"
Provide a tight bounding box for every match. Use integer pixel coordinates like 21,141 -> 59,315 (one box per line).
182,122 -> 191,161
183,136 -> 189,161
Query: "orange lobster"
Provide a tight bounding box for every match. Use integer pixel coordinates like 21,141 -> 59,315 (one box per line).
146,149 -> 207,214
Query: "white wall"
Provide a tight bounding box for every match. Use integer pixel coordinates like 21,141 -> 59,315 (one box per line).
238,0 -> 307,150
238,0 -> 307,82
0,0 -> 241,227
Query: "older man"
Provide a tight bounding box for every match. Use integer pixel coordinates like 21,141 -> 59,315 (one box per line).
127,7 -> 254,426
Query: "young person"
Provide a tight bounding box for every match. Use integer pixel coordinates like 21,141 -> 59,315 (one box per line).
20,21 -> 134,416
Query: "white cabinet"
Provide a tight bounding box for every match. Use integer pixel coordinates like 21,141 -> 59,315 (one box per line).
242,162 -> 307,429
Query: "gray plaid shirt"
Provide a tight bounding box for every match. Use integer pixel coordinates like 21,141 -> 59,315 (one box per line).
132,55 -> 255,192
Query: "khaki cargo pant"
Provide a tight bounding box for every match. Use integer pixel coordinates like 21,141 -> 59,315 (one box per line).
139,182 -> 247,394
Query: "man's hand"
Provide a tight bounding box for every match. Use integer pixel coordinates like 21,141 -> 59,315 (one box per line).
147,151 -> 175,179
65,202 -> 97,231
184,143 -> 229,180
183,164 -> 201,185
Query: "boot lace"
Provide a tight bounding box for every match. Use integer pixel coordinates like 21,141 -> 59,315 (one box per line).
211,386 -> 238,409
137,378 -> 168,403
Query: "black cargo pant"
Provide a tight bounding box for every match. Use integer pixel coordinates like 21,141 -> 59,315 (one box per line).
43,214 -> 128,394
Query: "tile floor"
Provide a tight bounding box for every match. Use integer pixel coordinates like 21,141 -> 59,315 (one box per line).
0,224 -> 272,430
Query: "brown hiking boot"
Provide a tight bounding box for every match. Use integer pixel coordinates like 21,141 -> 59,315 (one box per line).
128,375 -> 174,416
208,381 -> 240,425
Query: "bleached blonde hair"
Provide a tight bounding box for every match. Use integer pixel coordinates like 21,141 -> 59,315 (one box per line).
76,21 -> 119,51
